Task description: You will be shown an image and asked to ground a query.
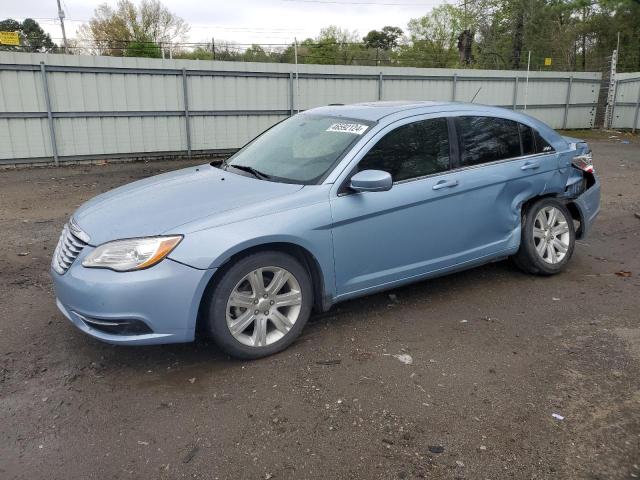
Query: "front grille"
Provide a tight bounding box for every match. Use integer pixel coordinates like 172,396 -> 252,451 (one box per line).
52,221 -> 89,274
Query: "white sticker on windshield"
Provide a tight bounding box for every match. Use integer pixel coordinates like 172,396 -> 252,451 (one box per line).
326,123 -> 368,135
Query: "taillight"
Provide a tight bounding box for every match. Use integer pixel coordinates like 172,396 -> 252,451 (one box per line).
572,152 -> 594,173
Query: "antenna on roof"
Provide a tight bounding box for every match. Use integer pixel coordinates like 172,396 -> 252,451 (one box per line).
470,87 -> 482,103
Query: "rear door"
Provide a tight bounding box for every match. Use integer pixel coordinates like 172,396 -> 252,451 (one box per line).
448,115 -> 559,256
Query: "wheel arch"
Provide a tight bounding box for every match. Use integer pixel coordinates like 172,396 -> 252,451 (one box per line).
520,193 -> 558,217
520,193 -> 584,239
564,201 -> 585,239
195,241 -> 329,336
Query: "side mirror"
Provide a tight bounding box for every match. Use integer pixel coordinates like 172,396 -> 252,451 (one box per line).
350,170 -> 393,193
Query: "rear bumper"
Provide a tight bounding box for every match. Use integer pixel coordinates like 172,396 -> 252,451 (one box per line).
51,253 -> 215,345
571,174 -> 601,239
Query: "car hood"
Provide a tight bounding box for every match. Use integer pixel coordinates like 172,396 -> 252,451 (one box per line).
73,164 -> 303,245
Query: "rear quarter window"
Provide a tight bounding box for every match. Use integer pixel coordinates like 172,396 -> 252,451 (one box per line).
533,130 -> 554,153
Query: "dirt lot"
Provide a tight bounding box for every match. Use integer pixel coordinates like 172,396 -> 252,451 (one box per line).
1,139 -> 639,480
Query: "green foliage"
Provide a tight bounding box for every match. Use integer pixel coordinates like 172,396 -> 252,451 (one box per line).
396,0 -> 640,71
396,4 -> 464,67
297,26 -> 363,65
0,18 -> 57,52
124,39 -> 161,58
363,26 -> 404,50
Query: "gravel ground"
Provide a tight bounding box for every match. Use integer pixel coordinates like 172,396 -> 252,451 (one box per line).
1,139 -> 639,479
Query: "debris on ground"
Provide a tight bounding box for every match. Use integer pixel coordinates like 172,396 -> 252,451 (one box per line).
391,354 -> 413,365
315,359 -> 342,365
428,445 -> 445,454
182,446 -> 199,463
350,349 -> 374,361
455,460 -> 465,467
388,293 -> 399,304
552,413 -> 565,421
615,271 -> 632,277
17,252 -> 30,256
188,377 -> 196,383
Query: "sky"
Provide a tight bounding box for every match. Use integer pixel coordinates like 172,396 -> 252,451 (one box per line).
3,0 -> 443,47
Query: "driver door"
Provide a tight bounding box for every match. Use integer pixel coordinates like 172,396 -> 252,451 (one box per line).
330,116 -> 470,297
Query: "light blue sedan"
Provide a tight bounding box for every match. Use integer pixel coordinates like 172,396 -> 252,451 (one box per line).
51,101 -> 600,359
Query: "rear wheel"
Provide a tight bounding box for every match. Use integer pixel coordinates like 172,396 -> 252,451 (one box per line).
206,251 -> 313,359
513,198 -> 575,275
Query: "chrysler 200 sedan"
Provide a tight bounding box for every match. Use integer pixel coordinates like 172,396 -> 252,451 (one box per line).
51,101 -> 600,359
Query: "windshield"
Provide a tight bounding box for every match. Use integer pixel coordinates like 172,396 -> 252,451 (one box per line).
225,114 -> 373,184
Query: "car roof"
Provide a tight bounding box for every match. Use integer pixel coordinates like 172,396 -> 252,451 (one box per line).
305,100 -> 547,123
307,101 -> 450,122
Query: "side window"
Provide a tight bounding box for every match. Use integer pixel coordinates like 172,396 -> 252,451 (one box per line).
520,124 -> 536,155
456,116 -> 521,166
533,130 -> 554,153
358,118 -> 450,182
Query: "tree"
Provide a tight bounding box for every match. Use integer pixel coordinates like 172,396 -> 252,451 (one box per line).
243,44 -> 270,62
297,26 -> 363,65
363,26 -> 403,65
398,5 -> 464,67
0,18 -> 56,52
79,0 -> 189,56
363,26 -> 404,50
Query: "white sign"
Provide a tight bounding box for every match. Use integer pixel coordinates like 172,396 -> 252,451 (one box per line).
326,123 -> 368,135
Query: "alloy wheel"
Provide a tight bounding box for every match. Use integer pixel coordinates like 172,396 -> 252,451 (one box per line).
225,266 -> 302,347
532,206 -> 571,264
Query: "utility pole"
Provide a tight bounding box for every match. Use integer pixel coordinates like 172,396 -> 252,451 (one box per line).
56,0 -> 69,54
212,37 -> 215,61
524,51 -> 531,110
294,37 -> 300,113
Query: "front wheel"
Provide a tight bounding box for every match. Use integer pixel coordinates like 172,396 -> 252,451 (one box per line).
513,198 -> 576,275
205,251 -> 313,359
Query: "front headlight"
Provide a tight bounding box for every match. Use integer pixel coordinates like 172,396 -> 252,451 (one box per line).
82,236 -> 183,272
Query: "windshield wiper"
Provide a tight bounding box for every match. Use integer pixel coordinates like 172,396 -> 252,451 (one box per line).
228,164 -> 271,180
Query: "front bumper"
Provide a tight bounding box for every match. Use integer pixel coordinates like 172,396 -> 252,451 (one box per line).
51,250 -> 215,345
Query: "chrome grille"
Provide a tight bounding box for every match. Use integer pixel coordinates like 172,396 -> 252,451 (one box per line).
52,220 -> 89,275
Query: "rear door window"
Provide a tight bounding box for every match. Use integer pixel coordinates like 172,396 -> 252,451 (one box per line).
455,116 -> 522,166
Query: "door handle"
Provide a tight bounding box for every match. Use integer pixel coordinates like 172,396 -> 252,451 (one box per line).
432,179 -> 459,190
521,162 -> 540,171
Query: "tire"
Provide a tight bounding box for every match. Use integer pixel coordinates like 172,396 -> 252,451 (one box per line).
512,197 -> 576,276
205,251 -> 313,359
